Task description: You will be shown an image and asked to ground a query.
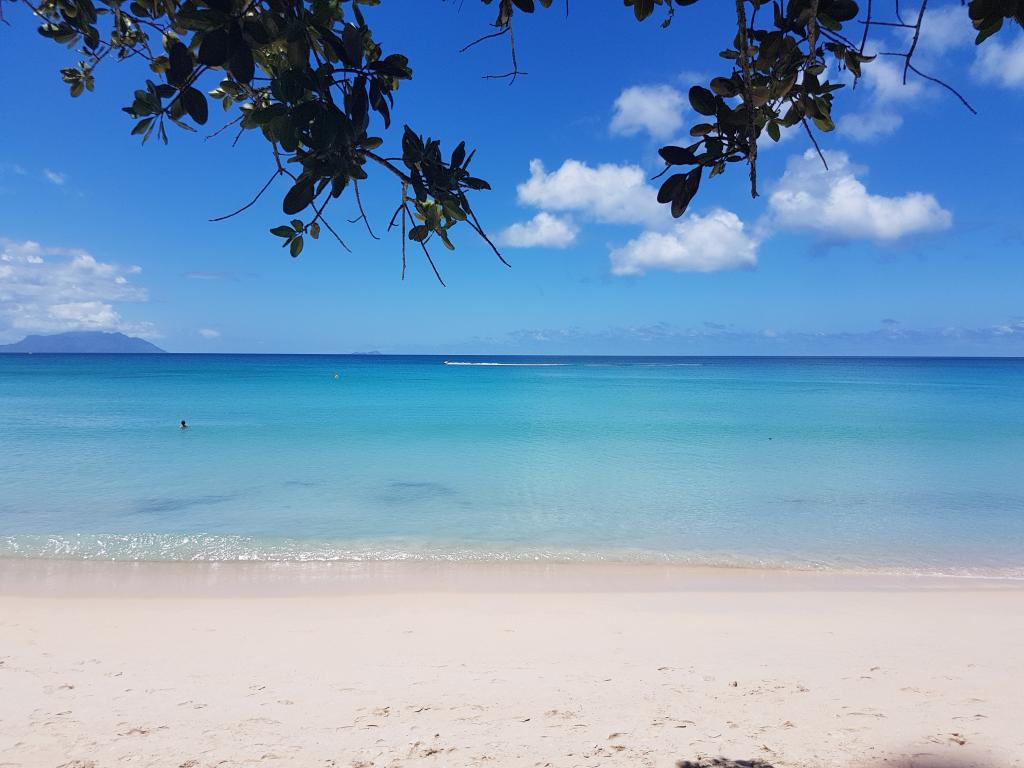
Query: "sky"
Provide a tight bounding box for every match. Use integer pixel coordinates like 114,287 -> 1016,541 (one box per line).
1,1 -> 1023,354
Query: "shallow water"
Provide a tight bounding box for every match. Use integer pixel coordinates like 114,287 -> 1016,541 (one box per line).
1,354 -> 1022,575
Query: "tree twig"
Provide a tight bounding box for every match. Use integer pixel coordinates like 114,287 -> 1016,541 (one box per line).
459,26 -> 508,53
310,194 -> 351,252
205,114 -> 243,141
350,180 -> 380,239
903,0 -> 928,85
209,170 -> 280,222
907,63 -> 977,114
801,117 -> 829,170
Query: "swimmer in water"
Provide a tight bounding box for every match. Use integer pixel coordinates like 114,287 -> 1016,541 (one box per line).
180,420 -> 188,430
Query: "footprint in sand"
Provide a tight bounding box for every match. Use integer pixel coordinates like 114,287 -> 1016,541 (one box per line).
544,709 -> 576,720
118,725 -> 168,736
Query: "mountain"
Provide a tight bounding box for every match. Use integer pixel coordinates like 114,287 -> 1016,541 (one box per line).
0,331 -> 165,354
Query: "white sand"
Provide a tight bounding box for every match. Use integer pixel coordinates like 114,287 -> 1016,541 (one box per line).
1,562 -> 1022,768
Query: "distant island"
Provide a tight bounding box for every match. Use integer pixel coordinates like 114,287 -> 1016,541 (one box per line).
0,331 -> 165,354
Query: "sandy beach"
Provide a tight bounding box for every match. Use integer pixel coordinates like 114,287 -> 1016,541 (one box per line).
1,562 -> 1022,768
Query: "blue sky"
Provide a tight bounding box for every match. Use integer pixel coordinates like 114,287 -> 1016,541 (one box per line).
1,1 -> 1022,354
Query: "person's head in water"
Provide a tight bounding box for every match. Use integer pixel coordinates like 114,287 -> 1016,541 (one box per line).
180,420 -> 188,429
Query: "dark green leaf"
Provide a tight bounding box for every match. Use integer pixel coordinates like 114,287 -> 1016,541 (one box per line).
657,173 -> 687,204
167,41 -> 193,88
228,45 -> 255,84
198,28 -> 229,66
688,85 -> 717,116
710,76 -> 738,97
282,178 -> 315,215
182,87 -> 208,125
658,145 -> 697,165
130,116 -> 154,135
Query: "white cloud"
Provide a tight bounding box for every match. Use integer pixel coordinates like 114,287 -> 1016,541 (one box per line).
860,57 -> 926,103
610,209 -> 759,275
510,158 -> 754,273
839,110 -> 904,142
972,34 -> 1024,88
0,239 -> 151,341
42,169 -> 67,186
915,3 -> 974,57
516,159 -> 667,228
497,212 -> 578,249
768,150 -> 952,241
837,5 -> 1015,139
610,85 -> 686,139
198,328 -> 221,339
839,58 -> 926,141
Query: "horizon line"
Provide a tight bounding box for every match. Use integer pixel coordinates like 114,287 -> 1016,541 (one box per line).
3,352 -> 1024,360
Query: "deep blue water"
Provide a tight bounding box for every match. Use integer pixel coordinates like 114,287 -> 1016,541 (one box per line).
1,354 -> 1023,575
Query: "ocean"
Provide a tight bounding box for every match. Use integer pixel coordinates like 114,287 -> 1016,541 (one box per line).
1,354 -> 1022,576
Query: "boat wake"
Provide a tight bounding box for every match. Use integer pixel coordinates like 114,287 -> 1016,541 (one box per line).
443,361 -> 567,366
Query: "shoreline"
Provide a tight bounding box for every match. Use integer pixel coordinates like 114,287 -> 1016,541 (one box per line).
3,557 -> 1023,597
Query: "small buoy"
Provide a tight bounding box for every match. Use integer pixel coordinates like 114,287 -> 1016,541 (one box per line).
333,372 -> 340,380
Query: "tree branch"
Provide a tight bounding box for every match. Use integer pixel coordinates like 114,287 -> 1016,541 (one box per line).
734,0 -> 758,198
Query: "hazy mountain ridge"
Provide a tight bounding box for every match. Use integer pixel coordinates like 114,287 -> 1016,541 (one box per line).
0,332 -> 165,353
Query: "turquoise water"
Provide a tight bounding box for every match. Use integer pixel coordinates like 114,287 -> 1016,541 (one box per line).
1,355 -> 1023,575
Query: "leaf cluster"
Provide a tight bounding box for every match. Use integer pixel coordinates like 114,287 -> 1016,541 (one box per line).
969,0 -> 1024,43
654,0 -> 860,216
23,0 -> 1020,278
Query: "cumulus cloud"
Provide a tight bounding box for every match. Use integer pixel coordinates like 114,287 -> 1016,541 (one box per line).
610,209 -> 759,275
516,159 -> 666,228
198,328 -> 221,339
508,159 -> 754,272
0,239 -> 151,340
972,34 -> 1024,88
839,57 -> 926,141
837,5 -> 977,141
768,150 -> 952,241
42,169 -> 67,186
839,110 -> 905,142
509,144 -> 949,274
610,85 -> 686,139
915,3 -> 975,56
497,212 -> 578,249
